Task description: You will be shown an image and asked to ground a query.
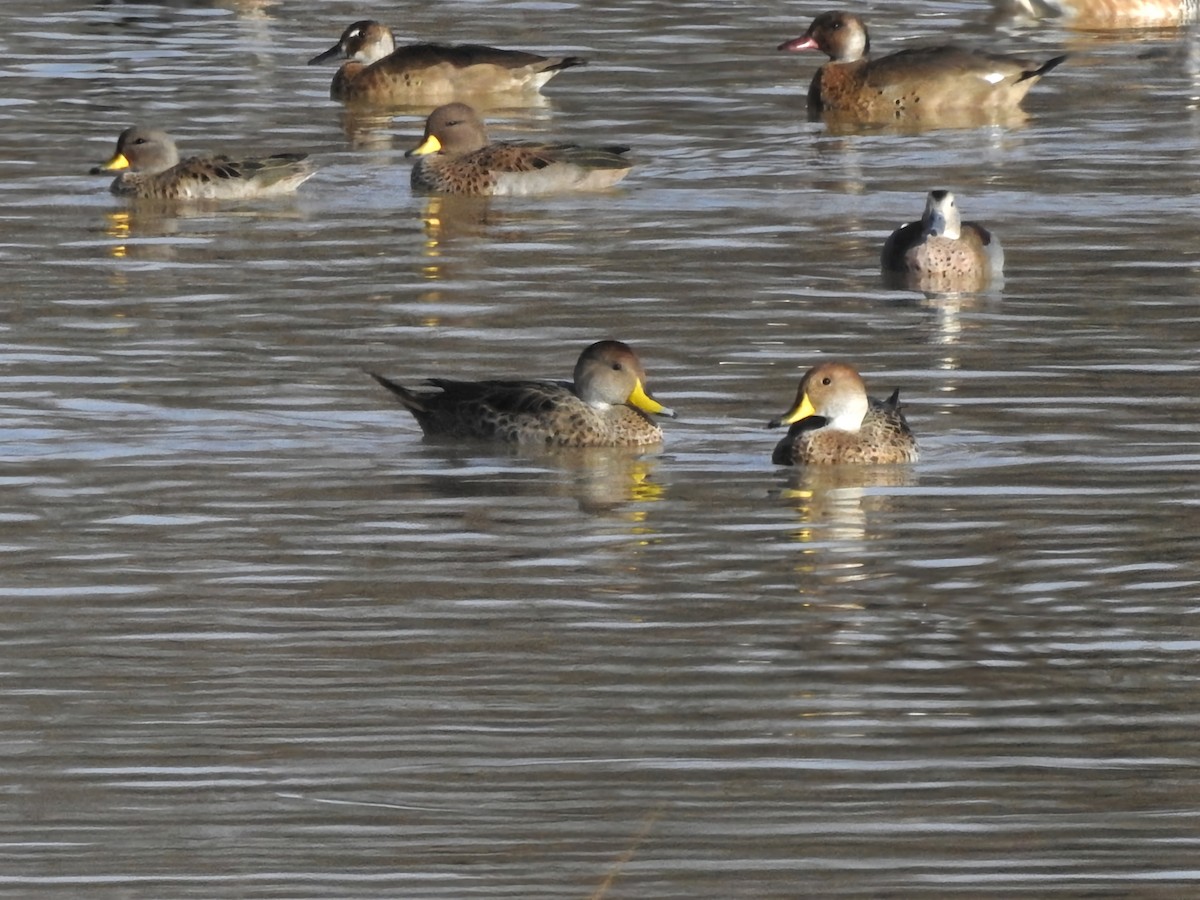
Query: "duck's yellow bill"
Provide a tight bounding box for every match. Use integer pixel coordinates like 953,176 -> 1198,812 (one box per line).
628,379 -> 675,418
98,153 -> 130,172
406,134 -> 442,157
778,393 -> 816,426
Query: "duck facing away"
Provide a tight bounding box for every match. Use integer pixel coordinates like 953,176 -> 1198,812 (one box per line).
406,103 -> 633,196
882,190 -> 1004,292
91,127 -> 315,200
309,20 -> 586,104
370,340 -> 676,447
777,11 -> 1066,122
768,362 -> 918,465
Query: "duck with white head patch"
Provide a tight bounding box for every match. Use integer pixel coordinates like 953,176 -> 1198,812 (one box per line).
882,190 -> 1004,293
768,362 -> 917,466
309,20 -> 586,105
777,11 -> 1066,124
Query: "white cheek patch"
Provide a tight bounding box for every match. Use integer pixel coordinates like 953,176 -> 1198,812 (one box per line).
980,71 -> 1006,84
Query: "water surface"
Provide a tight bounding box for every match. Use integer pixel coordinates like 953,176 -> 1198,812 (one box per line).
3,0 -> 1200,896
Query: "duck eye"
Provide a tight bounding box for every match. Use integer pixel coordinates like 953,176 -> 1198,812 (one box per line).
822,377 -> 831,385
611,362 -> 622,371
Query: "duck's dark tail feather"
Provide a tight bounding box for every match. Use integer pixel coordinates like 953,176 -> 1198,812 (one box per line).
1020,54 -> 1068,82
369,372 -> 427,413
552,56 -> 588,71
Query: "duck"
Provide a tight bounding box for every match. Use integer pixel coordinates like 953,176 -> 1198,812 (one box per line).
308,20 -> 587,104
768,361 -> 918,465
91,127 -> 315,200
996,0 -> 1196,29
777,11 -> 1066,121
881,190 -> 1004,292
406,103 -> 633,196
370,340 -> 676,447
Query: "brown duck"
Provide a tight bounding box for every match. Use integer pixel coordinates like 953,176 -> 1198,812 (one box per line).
91,127 -> 315,200
769,362 -> 918,465
882,190 -> 1004,292
370,340 -> 675,447
309,20 -> 586,104
778,11 -> 1066,121
406,103 -> 633,196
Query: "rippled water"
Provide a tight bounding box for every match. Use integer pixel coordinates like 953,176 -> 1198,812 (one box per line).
3,0 -> 1200,895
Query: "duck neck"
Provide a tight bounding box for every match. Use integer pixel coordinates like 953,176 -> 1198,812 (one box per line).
826,396 -> 869,432
923,193 -> 962,240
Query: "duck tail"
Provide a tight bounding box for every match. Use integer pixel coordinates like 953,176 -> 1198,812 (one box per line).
369,372 -> 428,413
1020,54 -> 1067,83
552,55 -> 588,71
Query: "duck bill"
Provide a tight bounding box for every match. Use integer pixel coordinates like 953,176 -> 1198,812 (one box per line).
308,43 -> 344,65
96,152 -> 130,172
777,35 -> 818,52
405,134 -> 442,158
628,379 -> 675,418
924,210 -> 949,237
768,393 -> 816,429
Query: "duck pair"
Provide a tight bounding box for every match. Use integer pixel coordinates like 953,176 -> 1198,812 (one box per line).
305,14 -> 1067,124
91,104 -> 633,201
371,342 -> 918,466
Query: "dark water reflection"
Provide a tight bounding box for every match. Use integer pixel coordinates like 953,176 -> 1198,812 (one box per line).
2,0 -> 1200,896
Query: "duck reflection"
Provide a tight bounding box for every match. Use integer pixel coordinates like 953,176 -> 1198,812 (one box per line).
541,448 -> 667,517
821,106 -> 1030,136
98,204 -> 308,261
414,194 -> 550,286
336,102 -> 552,148
778,464 -> 919,548
418,194 -> 495,246
337,108 -> 401,150
390,445 -> 667,521
886,289 -> 999,348
100,207 -> 182,261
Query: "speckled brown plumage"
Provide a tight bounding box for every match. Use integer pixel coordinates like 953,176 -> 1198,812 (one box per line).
371,340 -> 675,448
91,127 -> 314,200
769,361 -> 918,466
309,20 -> 586,104
882,190 -> 1004,293
406,103 -> 633,197
778,12 -> 1066,122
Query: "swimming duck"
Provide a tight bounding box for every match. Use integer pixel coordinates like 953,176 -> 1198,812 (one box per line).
406,103 -> 633,196
309,20 -> 586,104
768,362 -> 918,465
370,340 -> 675,447
996,0 -> 1196,29
777,11 -> 1066,121
881,190 -> 1004,292
91,127 -> 315,200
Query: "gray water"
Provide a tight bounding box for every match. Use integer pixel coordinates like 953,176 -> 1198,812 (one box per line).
3,0 -> 1200,896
